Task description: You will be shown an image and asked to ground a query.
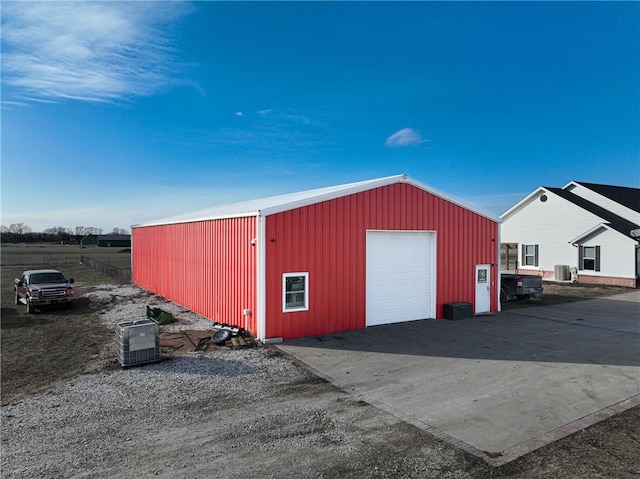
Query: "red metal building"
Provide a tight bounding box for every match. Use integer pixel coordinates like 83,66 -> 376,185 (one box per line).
132,174 -> 501,341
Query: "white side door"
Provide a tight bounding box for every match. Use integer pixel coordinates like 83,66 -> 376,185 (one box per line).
475,264 -> 491,314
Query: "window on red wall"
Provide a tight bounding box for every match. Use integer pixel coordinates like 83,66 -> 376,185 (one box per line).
283,272 -> 309,312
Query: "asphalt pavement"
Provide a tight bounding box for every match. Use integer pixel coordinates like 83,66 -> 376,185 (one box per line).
277,290 -> 640,465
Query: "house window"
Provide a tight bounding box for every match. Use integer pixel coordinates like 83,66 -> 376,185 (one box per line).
283,273 -> 309,312
522,244 -> 539,267
580,246 -> 600,272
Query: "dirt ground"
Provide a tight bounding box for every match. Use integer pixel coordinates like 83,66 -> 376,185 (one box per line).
501,280 -> 635,308
1,262 -> 639,478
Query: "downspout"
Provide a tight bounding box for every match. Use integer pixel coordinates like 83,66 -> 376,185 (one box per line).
256,212 -> 267,341
496,224 -> 501,313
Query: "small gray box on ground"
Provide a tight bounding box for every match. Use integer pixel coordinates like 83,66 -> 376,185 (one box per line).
444,302 -> 473,320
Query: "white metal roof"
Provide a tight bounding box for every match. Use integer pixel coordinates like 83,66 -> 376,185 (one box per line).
133,174 -> 500,228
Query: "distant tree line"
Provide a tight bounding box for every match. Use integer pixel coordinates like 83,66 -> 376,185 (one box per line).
0,223 -> 130,244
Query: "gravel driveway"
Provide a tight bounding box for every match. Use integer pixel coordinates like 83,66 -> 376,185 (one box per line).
2,284 -> 638,478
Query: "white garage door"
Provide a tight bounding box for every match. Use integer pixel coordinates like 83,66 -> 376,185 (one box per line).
366,231 -> 435,327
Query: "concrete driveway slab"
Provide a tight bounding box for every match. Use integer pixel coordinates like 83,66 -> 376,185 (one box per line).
277,291 -> 640,465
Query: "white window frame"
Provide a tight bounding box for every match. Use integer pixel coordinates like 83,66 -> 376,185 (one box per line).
582,246 -> 596,271
523,244 -> 538,267
282,272 -> 309,312
580,245 -> 600,272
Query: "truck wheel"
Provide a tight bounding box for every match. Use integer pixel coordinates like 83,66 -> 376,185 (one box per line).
26,298 -> 35,314
65,301 -> 74,310
500,288 -> 507,303
212,329 -> 232,345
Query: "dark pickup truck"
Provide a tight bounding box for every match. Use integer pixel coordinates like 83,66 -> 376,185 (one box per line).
500,273 -> 543,303
14,269 -> 75,313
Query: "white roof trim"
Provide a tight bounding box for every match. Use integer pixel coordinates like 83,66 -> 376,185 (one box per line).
569,223 -> 638,245
406,177 -> 501,222
569,223 -> 610,245
562,180 -> 580,191
500,187 -> 548,219
133,174 -> 501,228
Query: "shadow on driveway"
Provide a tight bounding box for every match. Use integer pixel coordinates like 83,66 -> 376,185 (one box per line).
278,291 -> 640,464
286,294 -> 640,367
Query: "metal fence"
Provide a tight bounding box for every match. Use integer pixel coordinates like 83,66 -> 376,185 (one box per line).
1,254 -> 80,266
80,255 -> 132,282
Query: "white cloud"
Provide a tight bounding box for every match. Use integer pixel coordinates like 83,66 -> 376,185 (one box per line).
235,111 -> 244,117
385,128 -> 427,147
1,2 -> 191,103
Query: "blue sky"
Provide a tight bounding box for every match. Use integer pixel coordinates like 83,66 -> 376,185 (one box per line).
2,1 -> 638,233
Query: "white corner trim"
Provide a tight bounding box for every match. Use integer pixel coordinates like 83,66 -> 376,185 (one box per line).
256,214 -> 267,341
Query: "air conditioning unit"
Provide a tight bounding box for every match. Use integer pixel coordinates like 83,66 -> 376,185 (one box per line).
554,265 -> 570,281
116,319 -> 160,367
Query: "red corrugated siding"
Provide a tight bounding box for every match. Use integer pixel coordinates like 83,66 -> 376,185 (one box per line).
265,183 -> 499,339
132,217 -> 257,332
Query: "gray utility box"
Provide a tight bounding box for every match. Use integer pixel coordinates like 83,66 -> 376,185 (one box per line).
116,320 -> 160,367
444,302 -> 473,321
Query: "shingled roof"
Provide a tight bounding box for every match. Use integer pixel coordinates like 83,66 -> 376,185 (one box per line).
573,182 -> 640,213
546,187 -> 639,240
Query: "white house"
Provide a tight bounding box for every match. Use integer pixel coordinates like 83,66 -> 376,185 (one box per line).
500,181 -> 640,288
